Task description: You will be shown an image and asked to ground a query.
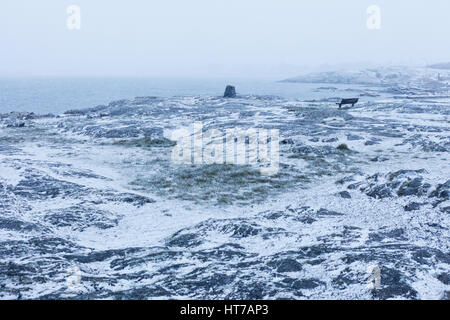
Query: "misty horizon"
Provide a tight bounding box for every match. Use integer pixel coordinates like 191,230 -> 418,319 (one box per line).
1,0 -> 449,78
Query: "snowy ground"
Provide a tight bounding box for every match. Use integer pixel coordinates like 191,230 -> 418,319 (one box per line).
0,71 -> 449,299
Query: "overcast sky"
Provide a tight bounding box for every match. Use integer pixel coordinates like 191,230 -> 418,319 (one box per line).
1,0 -> 449,78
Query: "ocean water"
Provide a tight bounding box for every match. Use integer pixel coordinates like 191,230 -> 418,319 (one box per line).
0,77 -> 373,114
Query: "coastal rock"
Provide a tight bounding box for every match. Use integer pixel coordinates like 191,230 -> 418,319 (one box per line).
404,202 -> 422,211
338,191 -> 352,199
274,258 -> 303,273
353,169 -> 436,199
429,180 -> 450,199
223,85 -> 236,98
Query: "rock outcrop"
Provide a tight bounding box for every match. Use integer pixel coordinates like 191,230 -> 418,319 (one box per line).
223,85 -> 236,98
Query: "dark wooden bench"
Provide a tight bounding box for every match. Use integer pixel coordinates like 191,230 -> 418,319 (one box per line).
337,98 -> 358,108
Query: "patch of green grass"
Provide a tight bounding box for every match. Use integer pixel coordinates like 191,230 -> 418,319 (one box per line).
129,163 -> 300,206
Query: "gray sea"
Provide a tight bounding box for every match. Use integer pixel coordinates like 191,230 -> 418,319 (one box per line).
0,77 -> 381,114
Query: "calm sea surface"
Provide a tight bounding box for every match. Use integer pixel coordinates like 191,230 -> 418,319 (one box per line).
0,77 -> 371,114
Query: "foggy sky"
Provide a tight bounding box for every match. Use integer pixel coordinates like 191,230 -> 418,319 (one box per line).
1,0 -> 449,78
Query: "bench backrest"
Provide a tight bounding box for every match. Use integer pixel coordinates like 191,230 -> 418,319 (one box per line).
341,98 -> 358,104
